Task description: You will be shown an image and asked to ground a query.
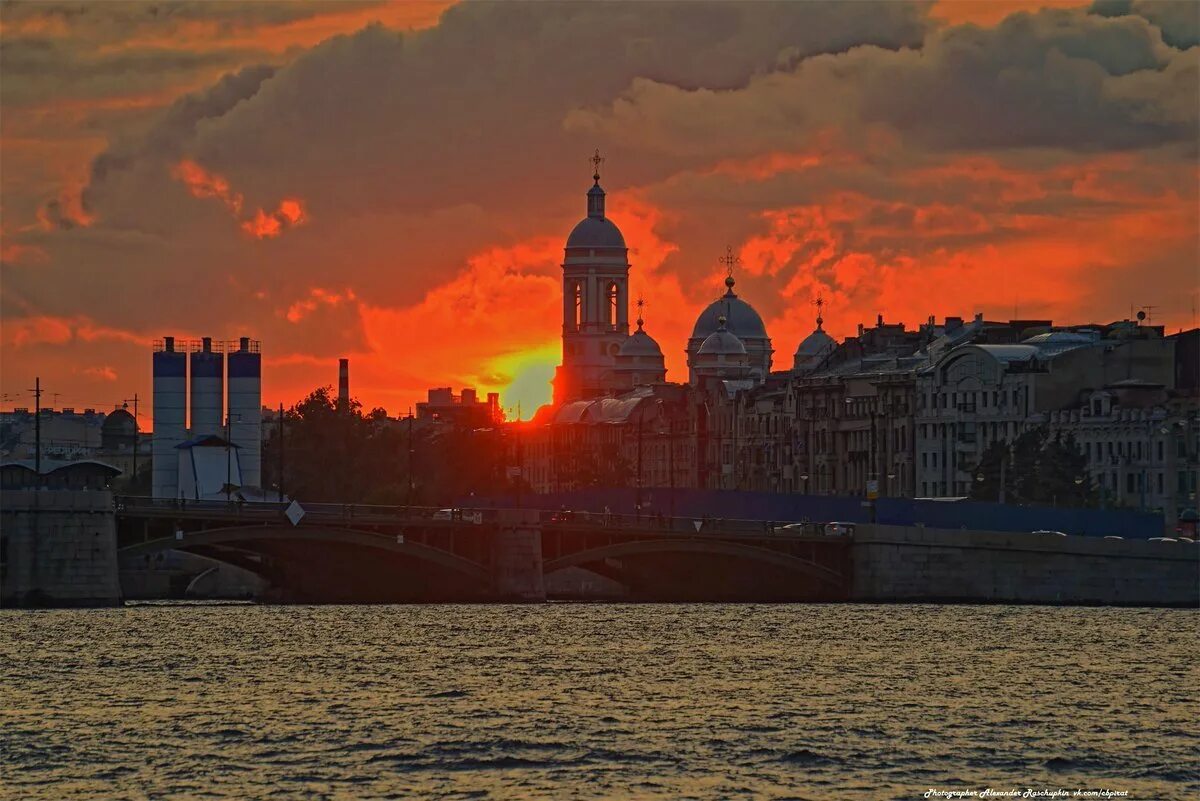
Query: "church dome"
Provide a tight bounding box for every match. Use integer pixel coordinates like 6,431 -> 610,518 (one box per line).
566,216 -> 626,249
691,276 -> 768,341
698,318 -> 747,356
795,328 -> 835,358
619,326 -> 663,357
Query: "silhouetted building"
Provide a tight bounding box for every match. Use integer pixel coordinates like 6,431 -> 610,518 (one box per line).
416,387 -> 502,428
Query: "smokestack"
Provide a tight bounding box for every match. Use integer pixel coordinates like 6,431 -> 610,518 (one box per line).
338,358 -> 350,409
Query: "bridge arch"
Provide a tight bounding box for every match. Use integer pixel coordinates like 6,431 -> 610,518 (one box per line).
543,537 -> 844,589
119,525 -> 490,584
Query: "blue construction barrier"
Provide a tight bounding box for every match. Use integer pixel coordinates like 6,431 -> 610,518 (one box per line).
464,488 -> 1163,539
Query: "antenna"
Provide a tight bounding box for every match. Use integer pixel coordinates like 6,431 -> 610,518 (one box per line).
1140,305 -> 1157,324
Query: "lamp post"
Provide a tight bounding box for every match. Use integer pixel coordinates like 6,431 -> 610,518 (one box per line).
655,398 -> 674,521
122,394 -> 139,493
225,412 -> 241,502
635,402 -> 648,520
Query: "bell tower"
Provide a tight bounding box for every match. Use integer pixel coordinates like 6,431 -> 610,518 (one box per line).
553,150 -> 630,404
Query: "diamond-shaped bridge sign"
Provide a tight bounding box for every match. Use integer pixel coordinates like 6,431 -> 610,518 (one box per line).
285,500 -> 306,527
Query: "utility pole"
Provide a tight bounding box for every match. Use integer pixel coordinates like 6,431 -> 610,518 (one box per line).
278,402 -> 285,502
31,377 -> 41,475
635,406 -> 645,520
999,452 -> 1007,505
514,402 -> 523,510
226,413 -> 232,502
123,394 -> 139,493
407,406 -> 415,510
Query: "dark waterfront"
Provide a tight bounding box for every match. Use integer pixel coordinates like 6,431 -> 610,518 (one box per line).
3,604 -> 1196,800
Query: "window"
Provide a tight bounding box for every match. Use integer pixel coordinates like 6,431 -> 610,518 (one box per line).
572,282 -> 582,330
1126,473 -> 1136,493
1157,441 -> 1164,462
606,282 -> 619,329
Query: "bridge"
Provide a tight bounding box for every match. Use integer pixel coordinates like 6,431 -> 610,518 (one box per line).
115,498 -> 851,603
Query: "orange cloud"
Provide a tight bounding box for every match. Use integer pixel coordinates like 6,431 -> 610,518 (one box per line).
930,0 -> 1086,27
172,159 -> 308,239
173,159 -> 243,215
285,287 -> 356,323
242,198 -> 308,239
82,366 -> 117,382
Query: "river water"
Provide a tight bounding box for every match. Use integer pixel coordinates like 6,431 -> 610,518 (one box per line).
2,604 -> 1196,800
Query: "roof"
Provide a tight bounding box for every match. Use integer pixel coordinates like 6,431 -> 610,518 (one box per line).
176,434 -> 238,449
969,344 -> 1040,363
1,458 -> 122,476
565,216 -> 626,249
1021,331 -> 1096,358
550,389 -> 654,425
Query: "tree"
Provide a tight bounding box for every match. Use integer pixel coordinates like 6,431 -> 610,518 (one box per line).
261,386 -> 509,506
969,426 -> 1098,508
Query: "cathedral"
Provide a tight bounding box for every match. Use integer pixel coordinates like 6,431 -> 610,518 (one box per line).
551,153 -> 827,405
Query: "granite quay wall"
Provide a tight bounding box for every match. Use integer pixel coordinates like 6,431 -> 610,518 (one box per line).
852,525 -> 1199,606
1,490 -> 121,607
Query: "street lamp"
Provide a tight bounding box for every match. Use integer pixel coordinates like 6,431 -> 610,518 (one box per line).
225,412 -> 241,502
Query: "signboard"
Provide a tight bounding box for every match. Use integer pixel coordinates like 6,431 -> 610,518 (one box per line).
285,500 -> 306,526
866,479 -> 879,500
693,520 -> 703,532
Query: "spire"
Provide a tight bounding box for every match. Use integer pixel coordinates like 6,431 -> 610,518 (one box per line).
587,148 -> 606,218
719,245 -> 740,297
635,295 -> 646,331
814,295 -> 825,331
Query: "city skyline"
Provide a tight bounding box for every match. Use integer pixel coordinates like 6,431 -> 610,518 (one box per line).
3,1 -> 1197,420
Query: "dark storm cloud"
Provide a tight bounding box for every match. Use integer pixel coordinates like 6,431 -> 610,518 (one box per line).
1091,0 -> 1200,49
575,7 -> 1196,155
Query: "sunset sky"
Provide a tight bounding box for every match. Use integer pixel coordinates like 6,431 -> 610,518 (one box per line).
2,0 -> 1197,424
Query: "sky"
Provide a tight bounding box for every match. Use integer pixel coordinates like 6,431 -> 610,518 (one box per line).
2,0 -> 1197,425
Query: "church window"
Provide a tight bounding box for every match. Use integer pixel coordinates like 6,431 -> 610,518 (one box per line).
606,282 -> 619,329
572,282 -> 583,330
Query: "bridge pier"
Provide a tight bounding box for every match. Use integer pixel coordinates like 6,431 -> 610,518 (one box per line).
491,510 -> 545,602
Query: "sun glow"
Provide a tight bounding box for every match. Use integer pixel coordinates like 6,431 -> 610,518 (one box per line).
482,343 -> 560,420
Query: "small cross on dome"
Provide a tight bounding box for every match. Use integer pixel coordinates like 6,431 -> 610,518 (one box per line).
590,148 -> 604,183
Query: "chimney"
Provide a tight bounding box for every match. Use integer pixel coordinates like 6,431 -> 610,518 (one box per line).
877,314 -> 884,327
338,358 -> 350,408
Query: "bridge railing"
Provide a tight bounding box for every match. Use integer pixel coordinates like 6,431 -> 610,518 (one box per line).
112,497 -> 843,539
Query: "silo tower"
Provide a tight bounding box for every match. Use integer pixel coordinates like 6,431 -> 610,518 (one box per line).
227,337 -> 262,489
189,337 -> 224,437
152,336 -> 186,498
